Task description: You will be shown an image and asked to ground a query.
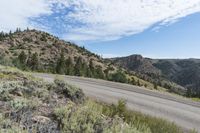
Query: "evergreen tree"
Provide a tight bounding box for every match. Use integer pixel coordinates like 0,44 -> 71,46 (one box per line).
16,51 -> 27,70
56,52 -> 65,74
18,51 -> 27,65
0,32 -> 5,41
9,30 -> 12,36
104,68 -> 110,79
86,67 -> 92,77
28,52 -> 39,71
16,28 -> 21,33
81,62 -> 88,76
137,80 -> 141,86
74,57 -> 83,76
65,57 -> 74,75
131,77 -> 136,85
154,83 -> 158,90
89,59 -> 95,77
186,88 -> 192,97
95,66 -> 105,79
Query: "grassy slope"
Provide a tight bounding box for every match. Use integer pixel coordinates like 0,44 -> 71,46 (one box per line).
0,65 -> 190,133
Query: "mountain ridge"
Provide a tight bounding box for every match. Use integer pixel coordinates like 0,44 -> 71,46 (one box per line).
111,54 -> 200,97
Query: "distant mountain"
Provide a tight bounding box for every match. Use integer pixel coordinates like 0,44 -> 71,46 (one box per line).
111,55 -> 200,97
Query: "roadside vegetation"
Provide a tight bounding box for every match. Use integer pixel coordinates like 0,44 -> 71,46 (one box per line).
0,65 -> 187,133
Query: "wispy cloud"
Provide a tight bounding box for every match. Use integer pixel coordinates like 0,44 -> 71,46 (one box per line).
1,0 -> 200,41
0,0 -> 51,32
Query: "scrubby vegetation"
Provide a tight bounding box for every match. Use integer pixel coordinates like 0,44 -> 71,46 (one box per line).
0,29 -> 171,92
0,65 -> 185,133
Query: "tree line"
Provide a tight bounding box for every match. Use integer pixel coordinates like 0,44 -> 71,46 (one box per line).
14,51 -> 129,83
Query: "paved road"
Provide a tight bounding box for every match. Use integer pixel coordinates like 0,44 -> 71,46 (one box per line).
34,73 -> 200,132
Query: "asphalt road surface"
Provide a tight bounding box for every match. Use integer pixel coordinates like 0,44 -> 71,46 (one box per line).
34,73 -> 200,132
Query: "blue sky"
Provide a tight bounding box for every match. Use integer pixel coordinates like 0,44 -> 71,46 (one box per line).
84,13 -> 200,58
1,0 -> 200,58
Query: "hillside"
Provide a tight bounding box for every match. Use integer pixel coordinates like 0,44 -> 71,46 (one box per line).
0,29 -> 111,75
0,29 -> 168,91
111,54 -> 200,97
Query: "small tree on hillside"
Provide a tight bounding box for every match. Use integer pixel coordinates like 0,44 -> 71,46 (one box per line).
65,57 -> 74,75
74,57 -> 83,76
137,80 -> 141,86
89,59 -> 95,77
28,52 -> 39,71
81,62 -> 88,77
154,83 -> 158,90
18,51 -> 27,65
56,52 -> 65,74
131,77 -> 136,85
15,51 -> 27,70
94,66 -> 105,79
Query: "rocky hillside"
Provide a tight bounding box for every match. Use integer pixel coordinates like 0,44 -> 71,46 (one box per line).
0,29 -> 108,71
0,29 -> 171,91
0,29 -> 122,81
111,55 -> 200,97
111,55 -> 161,75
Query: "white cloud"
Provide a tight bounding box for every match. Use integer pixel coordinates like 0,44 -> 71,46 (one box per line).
59,0 -> 200,41
0,0 -> 51,32
1,0 -> 200,41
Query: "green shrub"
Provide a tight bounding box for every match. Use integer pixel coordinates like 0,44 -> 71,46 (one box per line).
9,98 -> 28,110
54,100 -> 148,133
54,78 -> 85,103
102,101 -> 182,133
109,70 -> 128,83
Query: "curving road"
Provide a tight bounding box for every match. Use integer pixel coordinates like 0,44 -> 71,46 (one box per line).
34,73 -> 200,132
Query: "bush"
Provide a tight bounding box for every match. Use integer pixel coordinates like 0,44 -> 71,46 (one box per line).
54,78 -> 85,103
109,70 -> 128,83
102,101 -> 182,133
54,100 -> 148,133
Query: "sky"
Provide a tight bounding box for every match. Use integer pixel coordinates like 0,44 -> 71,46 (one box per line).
0,0 -> 200,58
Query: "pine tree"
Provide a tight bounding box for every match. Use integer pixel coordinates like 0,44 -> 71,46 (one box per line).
65,57 -> 74,75
0,32 -> 5,41
186,88 -> 192,97
154,83 -> 158,90
131,77 -> 136,85
9,30 -> 12,36
86,67 -> 92,77
137,80 -> 141,86
16,28 -> 21,33
18,51 -> 27,65
16,51 -> 27,69
81,62 -> 88,76
56,52 -> 65,74
95,66 -> 105,79
89,59 -> 95,77
74,57 -> 83,76
28,52 -> 39,71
